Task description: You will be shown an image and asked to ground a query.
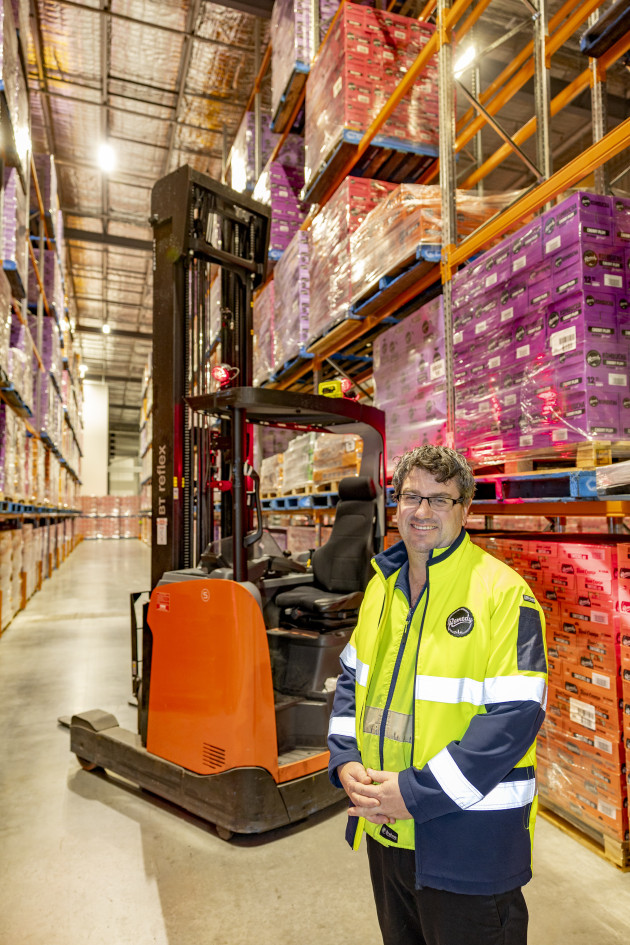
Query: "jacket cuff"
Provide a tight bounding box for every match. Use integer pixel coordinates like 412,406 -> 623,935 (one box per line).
328,749 -> 363,788
398,765 -> 462,823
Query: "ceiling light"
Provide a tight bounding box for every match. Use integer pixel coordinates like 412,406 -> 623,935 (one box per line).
102,323 -> 111,334
98,142 -> 116,173
79,364 -> 87,378
454,45 -> 476,78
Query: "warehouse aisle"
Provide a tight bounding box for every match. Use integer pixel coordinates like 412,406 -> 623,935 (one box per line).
0,539 -> 629,945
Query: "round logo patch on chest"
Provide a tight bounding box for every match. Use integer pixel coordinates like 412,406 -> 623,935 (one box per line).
446,607 -> 475,637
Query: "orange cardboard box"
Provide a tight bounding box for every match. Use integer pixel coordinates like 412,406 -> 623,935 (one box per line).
539,598 -> 560,620
577,573 -> 617,596
561,601 -> 617,634
542,567 -> 576,591
546,727 -> 626,767
557,541 -> 618,572
541,584 -> 574,604
562,660 -> 620,705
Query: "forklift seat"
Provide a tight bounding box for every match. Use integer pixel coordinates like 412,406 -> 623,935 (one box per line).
275,476 -> 377,632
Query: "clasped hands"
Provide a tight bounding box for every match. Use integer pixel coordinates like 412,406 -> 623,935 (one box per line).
338,761 -> 411,824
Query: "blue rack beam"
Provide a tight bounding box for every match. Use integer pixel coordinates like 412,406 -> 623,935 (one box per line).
350,244 -> 442,320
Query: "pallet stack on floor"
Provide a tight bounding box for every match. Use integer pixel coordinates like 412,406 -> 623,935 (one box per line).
77,496 -> 142,540
473,532 -> 630,864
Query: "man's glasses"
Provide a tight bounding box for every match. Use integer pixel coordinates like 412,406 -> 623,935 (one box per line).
395,493 -> 464,511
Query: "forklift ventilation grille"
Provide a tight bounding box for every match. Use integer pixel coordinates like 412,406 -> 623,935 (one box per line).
202,743 -> 226,769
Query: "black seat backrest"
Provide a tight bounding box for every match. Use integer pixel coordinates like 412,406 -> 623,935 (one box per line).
311,476 -> 377,594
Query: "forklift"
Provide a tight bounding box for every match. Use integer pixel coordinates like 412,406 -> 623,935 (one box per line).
67,166 -> 387,838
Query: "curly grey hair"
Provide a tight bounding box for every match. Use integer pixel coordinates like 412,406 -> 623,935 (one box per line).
391,445 -> 476,504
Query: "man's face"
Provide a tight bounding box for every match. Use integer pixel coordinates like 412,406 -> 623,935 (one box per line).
396,466 -> 470,560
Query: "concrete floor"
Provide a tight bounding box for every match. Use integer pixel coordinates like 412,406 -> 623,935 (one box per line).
0,539 -> 628,945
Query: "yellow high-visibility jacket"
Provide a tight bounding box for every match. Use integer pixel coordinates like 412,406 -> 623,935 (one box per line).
328,528 -> 547,895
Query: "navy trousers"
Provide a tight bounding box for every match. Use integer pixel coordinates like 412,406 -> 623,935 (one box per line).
366,836 -> 528,945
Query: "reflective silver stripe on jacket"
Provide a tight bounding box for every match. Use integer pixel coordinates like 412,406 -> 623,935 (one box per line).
428,746 -> 536,811
363,706 -> 413,743
340,643 -> 369,687
328,716 -> 357,738
415,674 -> 546,706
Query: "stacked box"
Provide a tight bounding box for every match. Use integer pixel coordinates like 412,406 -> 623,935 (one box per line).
27,249 -> 63,316
0,528 -> 13,628
21,521 -> 35,599
373,296 -> 446,473
253,279 -> 275,386
350,186 -> 515,303
1,166 -> 28,293
253,139 -> 307,256
474,533 -> 629,841
453,192 -> 630,461
6,312 -> 33,410
230,111 -> 281,193
28,314 -> 62,378
260,453 -> 284,494
0,270 -> 11,367
273,230 -> 310,371
0,403 -> 16,495
305,4 -> 437,189
309,176 -> 396,342
282,431 -> 317,493
1,1 -> 19,119
9,526 -> 22,617
312,432 -> 361,483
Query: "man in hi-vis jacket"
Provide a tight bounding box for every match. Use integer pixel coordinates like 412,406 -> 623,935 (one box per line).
328,445 -> 547,945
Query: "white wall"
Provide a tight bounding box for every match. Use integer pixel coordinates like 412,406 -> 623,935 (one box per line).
82,381 -> 109,494
109,457 -> 140,496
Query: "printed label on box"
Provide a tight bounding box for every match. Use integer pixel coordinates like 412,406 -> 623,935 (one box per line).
594,734 -> 613,753
430,359 -> 445,381
570,697 -> 596,730
550,325 -> 577,355
333,76 -> 342,97
545,235 -> 562,254
591,610 -> 608,624
592,672 -> 611,689
513,257 -> 527,271
609,373 -> 627,386
598,798 -> 617,819
501,307 -> 514,322
604,274 -> 623,288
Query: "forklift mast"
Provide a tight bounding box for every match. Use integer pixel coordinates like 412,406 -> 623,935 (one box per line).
149,166 -> 271,590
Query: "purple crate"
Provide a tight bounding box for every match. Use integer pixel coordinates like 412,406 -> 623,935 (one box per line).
546,290 -> 619,346
551,243 -> 626,297
554,343 -> 629,393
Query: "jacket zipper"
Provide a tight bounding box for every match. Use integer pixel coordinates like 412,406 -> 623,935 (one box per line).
378,582 -> 423,770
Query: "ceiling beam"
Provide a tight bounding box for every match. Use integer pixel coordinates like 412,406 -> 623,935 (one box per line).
109,403 -> 141,410
77,324 -> 152,340
65,228 -> 152,252
211,0 -> 274,16
84,373 -> 143,383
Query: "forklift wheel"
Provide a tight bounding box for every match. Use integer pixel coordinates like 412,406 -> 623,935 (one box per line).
215,825 -> 233,841
76,756 -> 101,772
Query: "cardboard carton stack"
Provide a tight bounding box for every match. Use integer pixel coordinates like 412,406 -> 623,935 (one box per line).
475,533 -> 629,842
453,192 -> 630,461
272,229 -> 310,373
304,4 -> 437,191
253,136 -> 307,256
373,296 -> 446,474
312,432 -> 362,483
309,176 -> 396,342
252,280 -> 275,386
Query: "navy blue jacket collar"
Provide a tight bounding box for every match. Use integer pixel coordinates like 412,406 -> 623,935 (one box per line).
373,527 -> 468,581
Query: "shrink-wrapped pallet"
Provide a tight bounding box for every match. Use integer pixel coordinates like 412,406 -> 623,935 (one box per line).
253,279 -> 275,386
304,5 -> 437,189
372,296 -> 446,474
309,177 -> 395,342
1,167 -> 28,292
282,431 -> 317,493
253,140 -> 307,256
273,229 -> 310,372
261,453 -> 284,494
312,432 -> 362,483
452,191 -> 630,461
350,186 -> 511,304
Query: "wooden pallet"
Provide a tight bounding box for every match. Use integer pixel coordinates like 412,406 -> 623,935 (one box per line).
260,490 -> 280,499
471,441 -> 630,477
539,798 -> 630,871
281,483 -> 314,496
312,479 -> 340,494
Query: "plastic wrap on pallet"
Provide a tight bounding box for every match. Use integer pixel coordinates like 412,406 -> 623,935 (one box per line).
471,532 -> 630,841
253,146 -> 307,256
372,296 -> 446,474
0,0 -> 19,120
2,167 -> 28,292
271,0 -> 310,118
7,314 -> 32,410
27,249 -> 64,316
31,153 -> 58,221
253,279 -> 275,386
595,459 -> 630,496
282,430 -> 317,492
273,229 -> 310,371
452,191 -> 630,462
260,453 -> 283,493
260,425 -> 295,458
350,186 -> 517,304
312,431 -> 361,482
309,176 -> 396,343
304,5 -> 438,189
0,270 -> 12,369
231,111 -> 281,193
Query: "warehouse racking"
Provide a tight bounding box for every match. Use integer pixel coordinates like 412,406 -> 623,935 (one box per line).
0,0 -> 84,632
221,0 -> 630,866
